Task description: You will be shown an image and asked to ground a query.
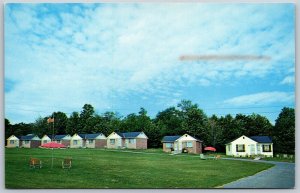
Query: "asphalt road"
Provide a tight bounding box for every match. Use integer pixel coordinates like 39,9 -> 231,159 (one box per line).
221,158 -> 295,189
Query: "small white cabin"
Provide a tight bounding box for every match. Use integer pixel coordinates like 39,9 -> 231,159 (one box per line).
41,135 -> 51,145
6,135 -> 20,148
70,133 -> 83,148
225,135 -> 273,157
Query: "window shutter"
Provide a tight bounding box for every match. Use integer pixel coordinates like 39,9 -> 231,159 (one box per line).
236,144 -> 238,152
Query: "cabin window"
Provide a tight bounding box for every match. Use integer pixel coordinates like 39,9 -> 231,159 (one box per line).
236,144 -> 245,152
57,140 -> 61,143
73,140 -> 78,145
43,140 -> 48,144
24,141 -> 29,144
186,142 -> 193,148
110,139 -> 115,145
10,140 -> 14,144
128,139 -> 135,144
166,143 -> 173,148
89,139 -> 94,144
228,145 -> 231,151
262,145 -> 271,152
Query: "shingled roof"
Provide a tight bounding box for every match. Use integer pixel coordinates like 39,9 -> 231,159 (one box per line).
53,134 -> 70,140
20,134 -> 39,140
161,136 -> 181,142
78,133 -> 104,139
249,136 -> 272,143
116,132 -> 144,138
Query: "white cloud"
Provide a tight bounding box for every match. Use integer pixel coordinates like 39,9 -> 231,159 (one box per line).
280,75 -> 294,85
223,92 -> 294,106
4,3 -> 295,123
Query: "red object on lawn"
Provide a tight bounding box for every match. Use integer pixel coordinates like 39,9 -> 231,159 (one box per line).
40,142 -> 66,148
204,146 -> 216,152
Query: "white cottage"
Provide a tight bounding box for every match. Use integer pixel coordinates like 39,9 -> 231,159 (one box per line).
70,133 -> 83,148
41,135 -> 51,145
225,135 -> 273,157
6,135 -> 20,148
79,133 -> 107,148
106,131 -> 148,149
162,134 -> 202,154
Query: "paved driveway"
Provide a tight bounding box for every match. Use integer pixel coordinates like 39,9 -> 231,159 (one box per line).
221,158 -> 295,188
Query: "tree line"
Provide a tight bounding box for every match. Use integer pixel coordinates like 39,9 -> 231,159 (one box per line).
5,100 -> 295,154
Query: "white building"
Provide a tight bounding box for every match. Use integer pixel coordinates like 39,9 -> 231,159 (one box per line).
6,135 -> 20,148
41,135 -> 51,145
225,135 -> 273,157
70,133 -> 83,148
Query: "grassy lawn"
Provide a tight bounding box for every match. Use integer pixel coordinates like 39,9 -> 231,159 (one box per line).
5,148 -> 274,189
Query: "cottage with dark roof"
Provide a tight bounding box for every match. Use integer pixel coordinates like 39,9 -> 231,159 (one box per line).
19,134 -> 41,148
107,131 -> 148,149
52,134 -> 71,147
161,134 -> 203,154
78,133 -> 107,148
225,135 -> 273,157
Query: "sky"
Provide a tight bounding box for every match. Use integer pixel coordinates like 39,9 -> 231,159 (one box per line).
5,3 -> 295,125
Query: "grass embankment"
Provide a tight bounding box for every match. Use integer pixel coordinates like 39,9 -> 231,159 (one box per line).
5,148 -> 273,188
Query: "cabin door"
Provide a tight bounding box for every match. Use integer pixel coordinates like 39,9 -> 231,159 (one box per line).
257,144 -> 261,154
250,144 -> 255,155
178,142 -> 182,152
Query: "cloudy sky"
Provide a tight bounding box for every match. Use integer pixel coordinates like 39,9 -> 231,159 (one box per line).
5,3 -> 295,124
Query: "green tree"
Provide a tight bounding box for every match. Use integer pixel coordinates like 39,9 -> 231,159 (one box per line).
5,118 -> 13,144
154,107 -> 183,136
11,122 -> 34,137
33,116 -> 49,137
219,114 -> 238,141
66,112 -> 80,135
177,100 -> 207,142
273,107 -> 295,154
206,114 -> 222,147
120,113 -> 139,132
80,104 -> 95,133
100,111 -> 122,135
51,111 -> 68,135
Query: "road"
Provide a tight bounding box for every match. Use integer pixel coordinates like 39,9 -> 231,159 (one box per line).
221,158 -> 295,188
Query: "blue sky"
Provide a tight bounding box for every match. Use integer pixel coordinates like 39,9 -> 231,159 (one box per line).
5,3 -> 295,125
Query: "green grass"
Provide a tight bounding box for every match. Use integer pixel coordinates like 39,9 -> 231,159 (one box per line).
5,148 -> 274,189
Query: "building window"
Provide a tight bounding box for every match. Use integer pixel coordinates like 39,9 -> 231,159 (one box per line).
128,139 -> 135,144
166,143 -> 173,148
57,140 -> 61,143
89,139 -> 93,144
43,140 -> 48,144
236,144 -> 245,152
262,145 -> 271,152
10,140 -> 14,144
227,145 -> 231,151
110,139 -> 115,145
24,141 -> 29,144
186,142 -> 193,148
73,140 -> 78,145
